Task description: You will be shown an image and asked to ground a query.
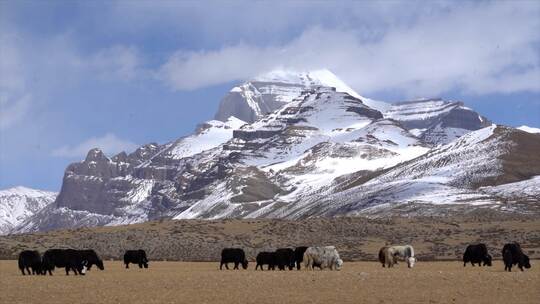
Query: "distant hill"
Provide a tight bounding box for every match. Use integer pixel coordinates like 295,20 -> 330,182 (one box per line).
1,215 -> 539,262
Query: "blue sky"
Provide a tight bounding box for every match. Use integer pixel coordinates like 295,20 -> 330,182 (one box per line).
1,0 -> 539,191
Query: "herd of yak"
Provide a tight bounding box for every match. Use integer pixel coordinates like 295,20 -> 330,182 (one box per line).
17,249 -> 148,275
17,242 -> 531,276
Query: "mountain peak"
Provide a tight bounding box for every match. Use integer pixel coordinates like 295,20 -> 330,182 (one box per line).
85,148 -> 108,162
216,69 -> 389,123
0,186 -> 56,197
253,69 -> 362,99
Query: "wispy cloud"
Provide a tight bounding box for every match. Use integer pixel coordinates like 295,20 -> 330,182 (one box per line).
0,93 -> 31,130
158,1 -> 540,97
0,27 -> 143,130
89,45 -> 143,81
0,32 -> 31,130
52,133 -> 138,158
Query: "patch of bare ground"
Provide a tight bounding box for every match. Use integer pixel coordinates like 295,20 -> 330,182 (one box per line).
1,261 -> 539,304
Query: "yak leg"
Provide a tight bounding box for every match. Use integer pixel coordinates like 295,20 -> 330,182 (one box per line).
304,257 -> 312,270
385,251 -> 393,268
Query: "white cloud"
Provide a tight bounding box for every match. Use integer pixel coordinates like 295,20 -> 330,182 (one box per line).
0,93 -> 31,130
52,133 -> 138,158
158,1 -> 540,97
89,45 -> 142,81
0,27 -> 143,130
0,32 -> 31,129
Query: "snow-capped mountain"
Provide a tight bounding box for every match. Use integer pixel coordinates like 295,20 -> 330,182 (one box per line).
385,98 -> 491,145
214,69 -> 388,123
517,125 -> 540,134
311,125 -> 540,217
11,70 -> 540,233
13,116 -> 248,234
0,187 -> 57,234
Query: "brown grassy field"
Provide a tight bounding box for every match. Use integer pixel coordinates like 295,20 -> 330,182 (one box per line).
1,260 -> 538,304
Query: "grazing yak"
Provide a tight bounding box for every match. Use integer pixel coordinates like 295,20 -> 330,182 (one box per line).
220,248 -> 248,270
124,250 -> 149,269
378,246 -> 394,268
42,249 -> 88,276
18,250 -> 42,275
294,247 -> 309,270
79,249 -> 104,271
303,246 -> 343,271
275,248 -> 295,270
463,244 -> 492,267
255,252 -> 276,270
296,247 -> 322,270
502,243 -> 531,272
380,245 -> 417,268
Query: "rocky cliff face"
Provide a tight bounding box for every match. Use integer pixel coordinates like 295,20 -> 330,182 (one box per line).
9,70 -> 539,233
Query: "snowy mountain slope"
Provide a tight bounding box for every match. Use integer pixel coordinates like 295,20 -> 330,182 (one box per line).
325,126 -> 539,213
156,116 -> 245,160
0,187 -> 56,234
12,70 -> 540,233
480,176 -> 540,203
13,205 -> 116,234
361,125 -> 540,188
385,98 -> 491,145
518,125 -> 540,134
257,119 -> 428,202
229,86 -> 385,165
256,125 -> 540,219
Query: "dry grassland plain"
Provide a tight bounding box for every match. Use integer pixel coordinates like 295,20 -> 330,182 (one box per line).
1,260 -> 539,304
